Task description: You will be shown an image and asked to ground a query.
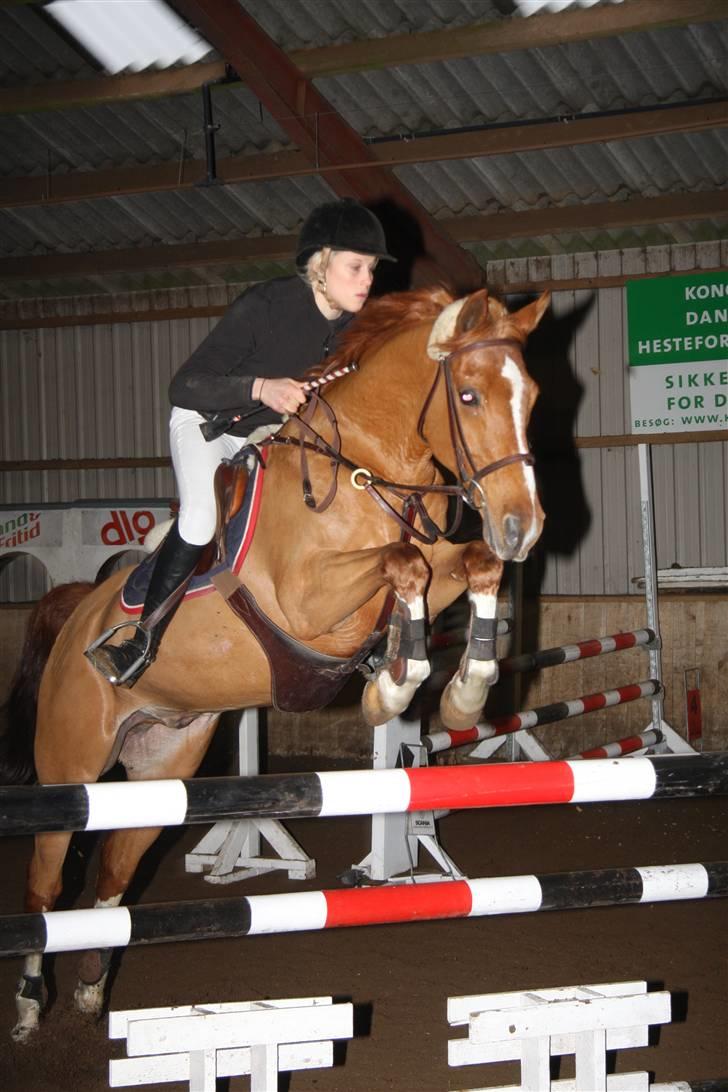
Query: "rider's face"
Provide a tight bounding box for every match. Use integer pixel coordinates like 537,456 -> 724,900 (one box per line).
320,250 -> 378,315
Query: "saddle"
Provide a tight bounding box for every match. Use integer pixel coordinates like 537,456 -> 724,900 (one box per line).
120,449 -> 264,612
213,457 -> 251,564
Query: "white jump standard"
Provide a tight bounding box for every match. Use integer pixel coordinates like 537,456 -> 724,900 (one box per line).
2,753 -> 728,835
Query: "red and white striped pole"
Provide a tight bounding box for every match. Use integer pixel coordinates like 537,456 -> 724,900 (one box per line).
498,628 -> 655,676
568,728 -> 664,761
423,680 -> 660,754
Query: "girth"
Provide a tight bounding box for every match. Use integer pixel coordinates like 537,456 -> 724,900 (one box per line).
213,571 -> 383,713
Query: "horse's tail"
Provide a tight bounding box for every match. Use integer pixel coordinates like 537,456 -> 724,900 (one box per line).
0,581 -> 95,784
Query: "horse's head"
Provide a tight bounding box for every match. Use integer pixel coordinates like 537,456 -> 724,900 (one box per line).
424,288 -> 550,561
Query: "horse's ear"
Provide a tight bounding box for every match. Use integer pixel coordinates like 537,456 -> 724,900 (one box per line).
455,288 -> 490,334
512,290 -> 551,336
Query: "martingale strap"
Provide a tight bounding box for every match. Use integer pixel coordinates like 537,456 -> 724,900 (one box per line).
212,571 -> 383,712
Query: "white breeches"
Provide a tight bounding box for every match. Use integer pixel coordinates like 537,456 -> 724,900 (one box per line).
169,407 -> 249,545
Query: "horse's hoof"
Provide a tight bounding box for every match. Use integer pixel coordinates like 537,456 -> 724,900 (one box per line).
439,681 -> 485,731
11,1000 -> 40,1043
73,979 -> 106,1017
362,659 -> 431,726
361,670 -> 412,726
361,677 -> 390,726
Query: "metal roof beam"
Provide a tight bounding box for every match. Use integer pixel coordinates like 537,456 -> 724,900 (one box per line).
1,0 -> 720,114
3,189 -> 725,280
1,100 -> 725,209
170,0 -> 483,291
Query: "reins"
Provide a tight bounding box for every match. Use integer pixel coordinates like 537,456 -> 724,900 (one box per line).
263,336 -> 535,546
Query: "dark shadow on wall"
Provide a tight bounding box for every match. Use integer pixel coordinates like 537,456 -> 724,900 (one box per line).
524,292 -> 595,594
436,291 -> 594,587
412,292 -> 595,726
367,198 -> 424,294
367,198 -> 457,294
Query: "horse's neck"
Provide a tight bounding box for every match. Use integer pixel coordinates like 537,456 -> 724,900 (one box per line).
327,329 -> 436,479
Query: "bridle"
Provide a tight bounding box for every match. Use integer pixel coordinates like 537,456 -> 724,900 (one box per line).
419,337 -> 535,511
263,336 -> 535,546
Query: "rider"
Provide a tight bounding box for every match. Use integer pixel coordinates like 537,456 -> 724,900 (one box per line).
86,197 -> 395,687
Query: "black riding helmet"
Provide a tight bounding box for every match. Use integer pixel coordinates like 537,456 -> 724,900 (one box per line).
295,197 -> 396,270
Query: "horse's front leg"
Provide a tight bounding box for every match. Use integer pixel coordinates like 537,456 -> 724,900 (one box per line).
276,541 -> 432,724
361,542 -> 432,726
439,541 -> 504,730
278,541 -> 432,726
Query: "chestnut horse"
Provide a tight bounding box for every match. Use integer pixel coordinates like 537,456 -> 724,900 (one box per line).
4,284 -> 548,1039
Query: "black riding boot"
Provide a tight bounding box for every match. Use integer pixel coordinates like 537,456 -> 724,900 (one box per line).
85,522 -> 205,687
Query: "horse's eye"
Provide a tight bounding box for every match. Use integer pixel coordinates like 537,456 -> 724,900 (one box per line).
459,388 -> 480,406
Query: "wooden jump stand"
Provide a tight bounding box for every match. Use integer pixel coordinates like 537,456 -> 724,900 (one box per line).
185,708 -> 314,884
448,980 -> 678,1092
109,996 -> 353,1092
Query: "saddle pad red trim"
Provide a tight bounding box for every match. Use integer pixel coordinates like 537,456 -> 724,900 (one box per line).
119,457 -> 266,615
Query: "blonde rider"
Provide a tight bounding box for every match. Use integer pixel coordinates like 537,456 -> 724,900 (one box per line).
86,199 -> 395,686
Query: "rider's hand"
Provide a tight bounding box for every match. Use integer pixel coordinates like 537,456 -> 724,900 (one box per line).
254,377 -> 307,416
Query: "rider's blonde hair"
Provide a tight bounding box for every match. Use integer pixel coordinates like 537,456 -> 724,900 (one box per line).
298,247 -> 331,291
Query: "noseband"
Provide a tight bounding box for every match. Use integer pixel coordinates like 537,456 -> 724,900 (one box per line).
418,337 -> 535,510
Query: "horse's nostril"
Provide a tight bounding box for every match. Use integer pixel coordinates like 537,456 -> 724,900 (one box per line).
504,515 -> 521,549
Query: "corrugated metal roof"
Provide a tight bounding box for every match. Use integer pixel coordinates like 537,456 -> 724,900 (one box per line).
0,0 -> 725,298
0,83 -> 290,178
238,0 -> 508,49
317,22 -> 728,135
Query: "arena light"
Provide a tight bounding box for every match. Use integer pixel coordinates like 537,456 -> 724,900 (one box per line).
514,0 -> 622,14
46,0 -> 212,74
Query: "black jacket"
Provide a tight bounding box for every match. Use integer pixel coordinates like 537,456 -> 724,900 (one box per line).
169,276 -> 354,435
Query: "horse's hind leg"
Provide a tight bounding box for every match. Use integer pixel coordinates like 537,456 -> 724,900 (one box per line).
73,713 -> 219,1018
12,830 -> 74,1041
73,826 -> 164,1018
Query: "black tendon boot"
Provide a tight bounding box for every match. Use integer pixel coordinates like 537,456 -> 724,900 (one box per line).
85,522 -> 205,687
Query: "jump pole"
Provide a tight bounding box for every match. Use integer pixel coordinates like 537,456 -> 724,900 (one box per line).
567,728 -> 664,761
2,753 -> 728,837
374,635 -> 663,879
497,628 -> 655,676
423,679 -> 661,754
0,861 -> 725,957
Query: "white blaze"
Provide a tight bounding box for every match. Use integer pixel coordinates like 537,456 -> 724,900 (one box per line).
502,355 -> 539,552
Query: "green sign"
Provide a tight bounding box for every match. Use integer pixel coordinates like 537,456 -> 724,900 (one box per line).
627,271 -> 728,365
627,271 -> 728,435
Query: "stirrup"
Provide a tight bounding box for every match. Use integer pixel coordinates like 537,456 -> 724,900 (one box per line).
84,621 -> 152,686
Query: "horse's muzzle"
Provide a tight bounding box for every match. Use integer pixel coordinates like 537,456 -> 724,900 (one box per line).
481,507 -> 543,562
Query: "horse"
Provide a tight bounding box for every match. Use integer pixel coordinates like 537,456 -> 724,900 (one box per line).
1,283 -> 549,1040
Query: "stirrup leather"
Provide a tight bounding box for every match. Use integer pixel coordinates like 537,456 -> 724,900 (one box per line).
84,620 -> 153,686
